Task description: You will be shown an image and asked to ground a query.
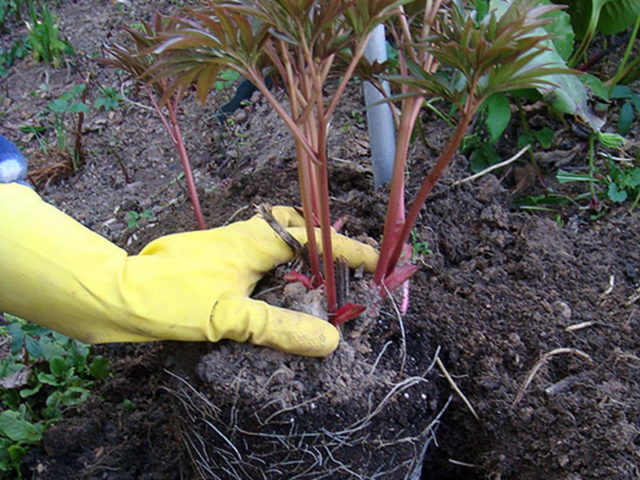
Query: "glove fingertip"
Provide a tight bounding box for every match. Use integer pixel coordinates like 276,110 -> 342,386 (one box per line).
271,315 -> 340,357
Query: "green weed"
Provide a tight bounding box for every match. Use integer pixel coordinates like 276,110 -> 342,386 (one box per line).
214,69 -> 241,92
26,1 -> 74,68
0,0 -> 27,30
557,156 -> 640,210
0,36 -> 29,77
93,86 -> 123,112
463,92 -> 556,174
125,209 -> 153,229
410,230 -> 432,261
0,314 -> 109,478
609,85 -> 640,135
45,84 -> 89,166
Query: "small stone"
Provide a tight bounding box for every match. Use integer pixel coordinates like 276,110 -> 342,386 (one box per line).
553,301 -> 572,322
517,406 -> 533,423
558,454 -> 570,468
233,109 -> 248,123
123,181 -> 144,194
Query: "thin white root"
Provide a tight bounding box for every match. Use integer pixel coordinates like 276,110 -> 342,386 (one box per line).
382,283 -> 407,377
600,275 -> 615,297
163,351 -> 443,480
436,357 -> 479,421
224,205 -> 250,225
626,286 -> 640,306
513,348 -> 592,406
448,458 -> 480,468
565,321 -> 596,332
453,145 -> 530,186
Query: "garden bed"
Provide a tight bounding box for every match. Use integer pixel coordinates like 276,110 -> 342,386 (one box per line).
1,1 -> 639,479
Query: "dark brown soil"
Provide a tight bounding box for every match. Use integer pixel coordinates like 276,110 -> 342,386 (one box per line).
1,1 -> 639,479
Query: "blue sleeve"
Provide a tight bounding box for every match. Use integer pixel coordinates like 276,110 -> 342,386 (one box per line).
0,135 -> 28,184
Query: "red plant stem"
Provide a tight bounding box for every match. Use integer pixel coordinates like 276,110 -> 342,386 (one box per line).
295,143 -> 323,285
382,110 -> 473,279
302,120 -> 321,222
244,66 -> 326,283
167,100 -> 206,230
146,86 -> 206,230
307,50 -> 338,316
283,52 -> 323,283
374,95 -> 424,284
145,86 -> 175,143
278,48 -> 322,222
315,120 -> 337,316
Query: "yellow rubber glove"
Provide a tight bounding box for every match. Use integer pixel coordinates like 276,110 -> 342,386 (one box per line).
0,183 -> 377,356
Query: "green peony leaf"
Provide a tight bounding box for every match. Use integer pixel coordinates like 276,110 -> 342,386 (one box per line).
485,93 -> 511,142
563,0 -> 640,38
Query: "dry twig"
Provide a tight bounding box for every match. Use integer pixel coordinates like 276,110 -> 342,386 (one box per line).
436,357 -> 479,421
453,145 -> 530,186
513,348 -> 592,406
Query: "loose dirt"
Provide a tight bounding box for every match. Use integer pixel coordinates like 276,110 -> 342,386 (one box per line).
0,2 -> 638,479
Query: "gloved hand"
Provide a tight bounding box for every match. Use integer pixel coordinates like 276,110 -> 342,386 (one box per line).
0,183 -> 377,357
0,135 -> 29,186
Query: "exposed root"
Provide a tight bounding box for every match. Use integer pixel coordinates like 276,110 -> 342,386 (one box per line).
565,320 -> 597,332
368,341 -> 393,377
599,275 -> 615,297
224,205 -> 250,226
513,348 -> 592,406
448,458 -> 480,469
626,286 -> 640,306
382,283 -> 407,377
452,145 -> 530,187
436,357 -> 479,422
163,353 -> 443,480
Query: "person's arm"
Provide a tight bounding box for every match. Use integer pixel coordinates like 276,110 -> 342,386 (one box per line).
0,136 -> 377,356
